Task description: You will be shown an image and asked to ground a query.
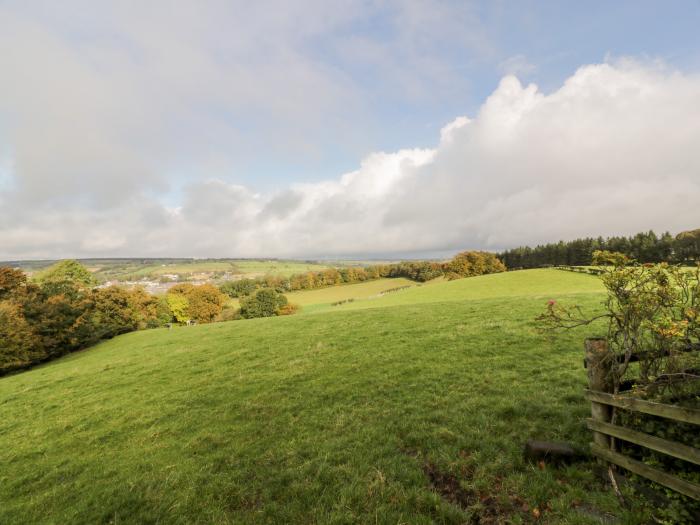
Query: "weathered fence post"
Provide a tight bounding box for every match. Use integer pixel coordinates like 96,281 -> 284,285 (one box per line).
585,338 -> 613,449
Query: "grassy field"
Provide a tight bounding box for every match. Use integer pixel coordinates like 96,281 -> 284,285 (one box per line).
0,270 -> 652,523
328,269 -> 604,313
226,277 -> 418,311
284,277 -> 418,312
11,258 -> 336,282
229,260 -> 337,277
114,260 -> 335,279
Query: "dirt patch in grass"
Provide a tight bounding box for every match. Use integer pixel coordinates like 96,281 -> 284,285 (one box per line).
421,460 -> 536,524
423,461 -> 477,509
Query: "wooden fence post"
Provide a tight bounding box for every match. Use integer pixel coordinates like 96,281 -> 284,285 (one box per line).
585,338 -> 613,449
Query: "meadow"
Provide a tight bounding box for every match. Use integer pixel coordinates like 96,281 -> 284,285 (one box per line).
6,258 -> 335,282
0,270 -> 653,523
228,277 -> 420,312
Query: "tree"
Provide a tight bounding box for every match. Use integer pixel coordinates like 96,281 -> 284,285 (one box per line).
128,287 -> 172,328
167,293 -> 190,324
167,283 -> 225,323
676,228 -> 700,263
37,260 -> 97,288
0,267 -> 27,300
186,284 -> 226,323
220,279 -> 259,298
23,284 -> 95,356
91,286 -> 138,339
239,288 -> 289,319
447,251 -> 506,277
0,300 -> 43,373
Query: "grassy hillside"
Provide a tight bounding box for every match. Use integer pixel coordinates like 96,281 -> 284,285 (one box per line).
0,270 -> 648,523
334,269 -> 603,310
285,277 -> 418,311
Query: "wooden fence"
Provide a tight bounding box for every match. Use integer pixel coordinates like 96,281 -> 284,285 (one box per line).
584,338 -> 700,500
556,265 -> 605,275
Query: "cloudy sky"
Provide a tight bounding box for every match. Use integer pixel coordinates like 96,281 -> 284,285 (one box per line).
1,1 -> 700,259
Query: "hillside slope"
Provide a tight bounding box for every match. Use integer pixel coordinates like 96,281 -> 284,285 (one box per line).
1,270 -> 640,523
332,269 -> 603,311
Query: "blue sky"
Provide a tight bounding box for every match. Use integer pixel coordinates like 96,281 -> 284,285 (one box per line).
1,1 -> 700,258
269,0 -> 700,189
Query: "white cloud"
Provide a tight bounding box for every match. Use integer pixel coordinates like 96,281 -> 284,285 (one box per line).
2,60 -> 700,259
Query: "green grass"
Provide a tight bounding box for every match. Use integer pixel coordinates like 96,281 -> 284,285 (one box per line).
327,268 -> 604,312
14,258 -> 335,281
228,260 -> 334,277
130,261 -> 239,277
109,260 -> 333,279
286,277 -> 417,312
0,270 -> 650,523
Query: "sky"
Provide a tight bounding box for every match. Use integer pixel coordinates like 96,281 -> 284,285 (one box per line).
1,0 -> 700,259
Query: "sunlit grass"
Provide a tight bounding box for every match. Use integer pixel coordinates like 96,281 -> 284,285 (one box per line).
1,270 -> 650,523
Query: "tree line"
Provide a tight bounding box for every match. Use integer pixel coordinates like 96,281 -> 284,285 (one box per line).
220,251 -> 506,299
498,228 -> 700,269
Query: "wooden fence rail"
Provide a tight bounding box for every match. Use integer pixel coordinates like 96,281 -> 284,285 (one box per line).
556,265 -> 605,275
584,390 -> 700,425
584,338 -> 700,501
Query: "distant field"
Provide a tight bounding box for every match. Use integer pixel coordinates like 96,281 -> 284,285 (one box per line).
116,260 -> 332,279
123,261 -> 239,277
286,277 -> 417,311
5,258 -> 336,282
227,260 -> 337,277
0,269 -> 649,523
226,277 -> 417,310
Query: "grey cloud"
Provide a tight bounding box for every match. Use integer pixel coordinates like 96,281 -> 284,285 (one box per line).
261,191 -> 304,220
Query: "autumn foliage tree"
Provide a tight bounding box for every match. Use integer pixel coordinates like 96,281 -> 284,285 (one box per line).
167,283 -> 226,324
0,261 -> 178,375
0,300 -> 41,373
91,286 -> 140,339
0,267 -> 28,300
446,251 -> 506,279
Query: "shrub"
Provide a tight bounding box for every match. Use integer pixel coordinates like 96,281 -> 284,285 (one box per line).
540,253 -> 700,398
277,303 -> 300,316
216,307 -> 241,322
239,288 -> 289,319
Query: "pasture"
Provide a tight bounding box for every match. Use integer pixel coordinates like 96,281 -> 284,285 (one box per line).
286,277 -> 418,312
10,258 -> 335,282
0,270 -> 651,523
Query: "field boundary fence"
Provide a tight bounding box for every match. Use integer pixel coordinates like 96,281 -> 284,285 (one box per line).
556,265 -> 605,275
584,338 -> 700,500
